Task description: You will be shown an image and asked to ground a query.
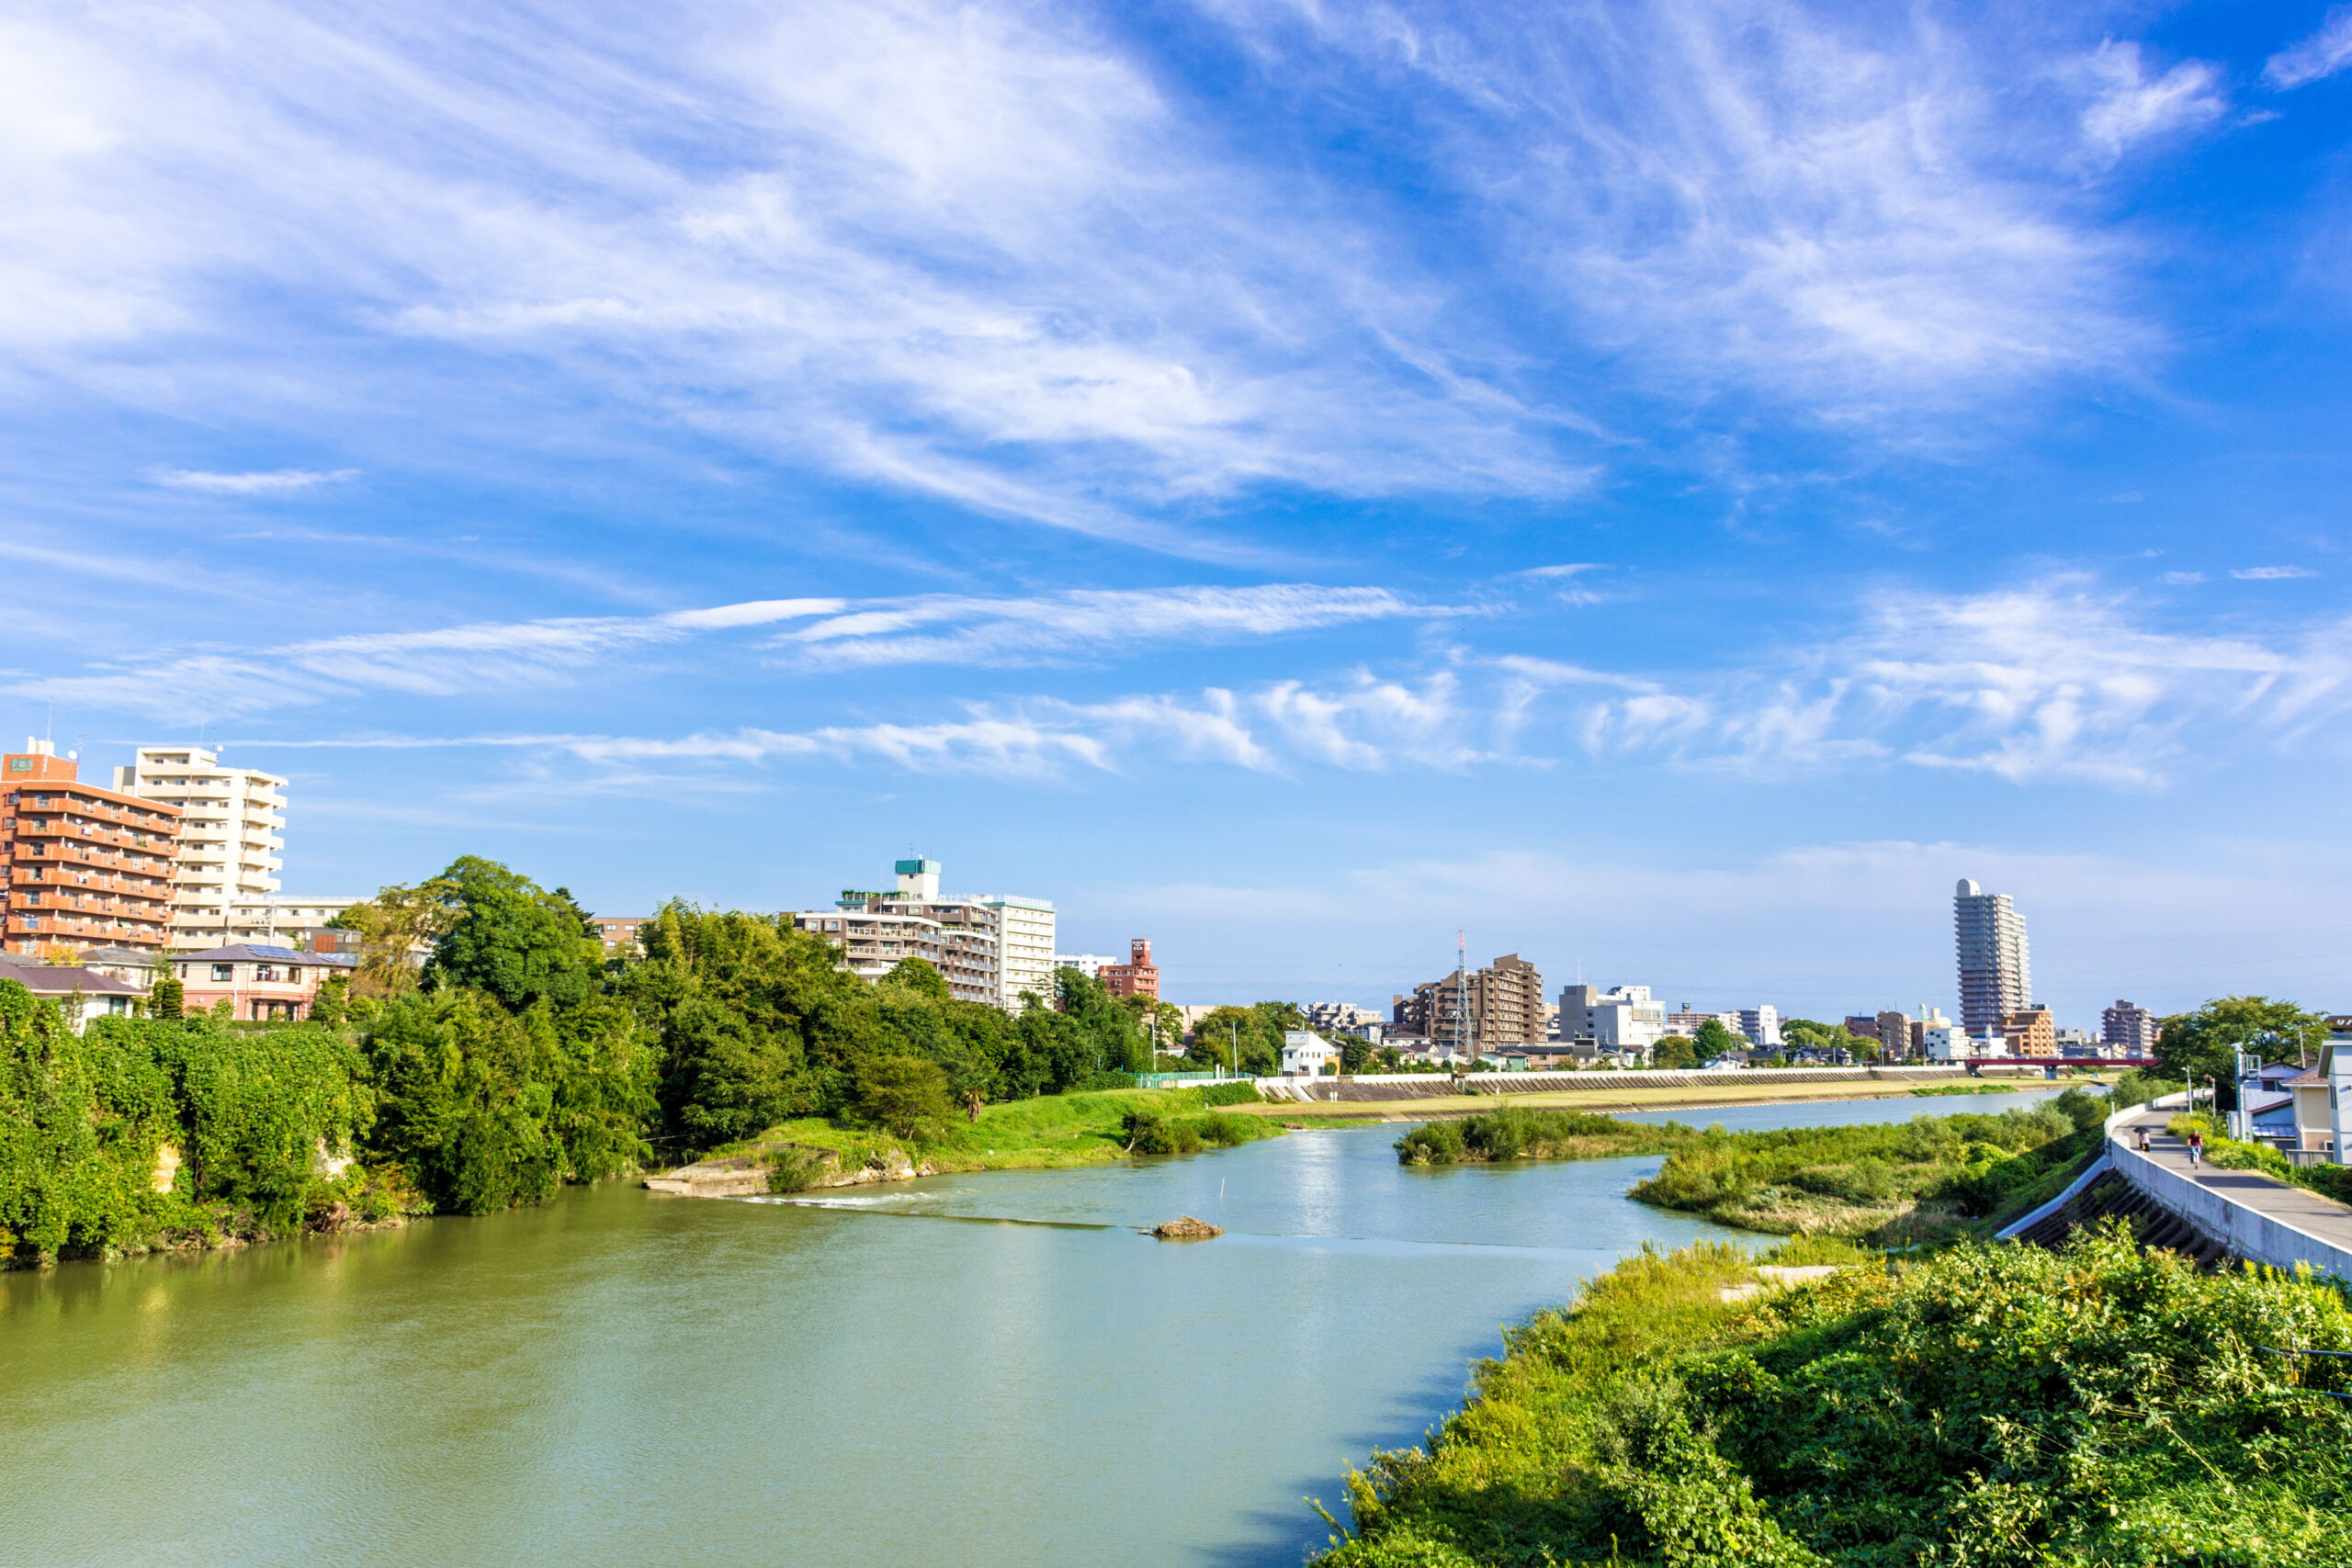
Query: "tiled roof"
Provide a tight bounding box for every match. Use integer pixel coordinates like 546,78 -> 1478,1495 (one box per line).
175,943 -> 355,966
0,966 -> 144,996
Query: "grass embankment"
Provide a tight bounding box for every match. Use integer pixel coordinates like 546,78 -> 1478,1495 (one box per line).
1397,1095 -> 2109,1245
1317,1230 -> 2352,1566
1248,1074 -> 2095,1124
742,1083 -> 1281,1188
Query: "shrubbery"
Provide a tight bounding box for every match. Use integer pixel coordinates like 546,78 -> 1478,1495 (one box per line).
1320,1229 -> 2352,1566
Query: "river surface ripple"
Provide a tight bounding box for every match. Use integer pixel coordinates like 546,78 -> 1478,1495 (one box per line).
0,1089 -> 2059,1567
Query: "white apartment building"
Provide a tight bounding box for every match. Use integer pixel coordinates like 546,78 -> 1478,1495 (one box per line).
1055,953 -> 1115,979
223,894 -> 364,949
1736,1006 -> 1782,1048
802,859 -> 1054,1011
114,747 -> 287,946
1955,878 -> 2033,1034
973,893 -> 1056,1009
1560,984 -> 1670,1057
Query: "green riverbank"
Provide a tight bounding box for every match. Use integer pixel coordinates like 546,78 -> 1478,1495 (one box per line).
1398,1093 -> 2110,1244
1314,1230 -> 2352,1566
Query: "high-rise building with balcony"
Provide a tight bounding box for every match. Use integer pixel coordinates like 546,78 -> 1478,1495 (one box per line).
115,746 -> 288,946
1396,953 -> 1544,1049
797,858 -> 1055,1011
2102,998 -> 2160,1054
1954,878 -> 2033,1034
1101,938 -> 1160,1000
1,740 -> 183,957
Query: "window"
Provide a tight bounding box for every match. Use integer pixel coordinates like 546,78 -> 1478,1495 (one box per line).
255,965 -> 281,983
211,964 -> 235,983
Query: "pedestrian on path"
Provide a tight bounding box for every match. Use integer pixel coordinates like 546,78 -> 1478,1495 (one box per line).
2188,1129 -> 2204,1168
2137,1127 -> 2150,1154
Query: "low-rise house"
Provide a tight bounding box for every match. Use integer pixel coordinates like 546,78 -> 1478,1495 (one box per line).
0,953 -> 144,1031
172,943 -> 355,1021
1280,1031 -> 1340,1077
2288,1066 -> 2332,1156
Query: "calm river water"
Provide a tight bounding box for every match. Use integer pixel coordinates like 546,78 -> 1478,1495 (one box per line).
0,1089 -> 2058,1566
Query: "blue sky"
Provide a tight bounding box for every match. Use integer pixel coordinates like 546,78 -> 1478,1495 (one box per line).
6,0 -> 2350,1024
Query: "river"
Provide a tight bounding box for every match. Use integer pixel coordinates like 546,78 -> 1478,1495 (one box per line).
0,1089 -> 2060,1566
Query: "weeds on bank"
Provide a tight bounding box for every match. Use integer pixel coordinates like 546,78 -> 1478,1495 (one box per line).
1316,1228 -> 2352,1567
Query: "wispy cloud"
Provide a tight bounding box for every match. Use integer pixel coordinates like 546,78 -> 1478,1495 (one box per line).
777,585 -> 1452,668
2076,41 -> 2226,164
14,583 -> 1439,718
2266,6 -> 2352,89
217,579 -> 2352,791
2232,566 -> 2316,581
147,468 -> 358,494
0,0 -> 2232,558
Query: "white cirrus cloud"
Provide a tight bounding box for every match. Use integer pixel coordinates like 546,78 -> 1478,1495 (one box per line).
2232,566 -> 2316,581
2266,6 -> 2352,89
2076,41 -> 2227,163
148,467 -> 359,494
17,582 -> 1442,719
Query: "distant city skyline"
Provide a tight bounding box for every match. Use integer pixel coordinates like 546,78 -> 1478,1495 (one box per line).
6,1 -> 2347,1030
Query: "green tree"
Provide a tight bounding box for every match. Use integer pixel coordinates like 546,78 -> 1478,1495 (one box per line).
854,1055 -> 954,1140
150,969 -> 184,1021
308,973 -> 349,1026
2157,995 -> 2330,1108
1692,1018 -> 1746,1060
423,857 -> 604,1013
1340,1033 -> 1374,1074
628,908 -> 850,1147
1652,1033 -> 1698,1070
362,989 -> 567,1214
330,881 -> 457,999
885,956 -> 952,1000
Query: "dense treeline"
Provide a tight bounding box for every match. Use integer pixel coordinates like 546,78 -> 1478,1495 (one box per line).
0,855 -> 1196,1265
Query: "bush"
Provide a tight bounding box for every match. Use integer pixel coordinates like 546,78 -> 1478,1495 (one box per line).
854,1055 -> 956,1141
1196,1112 -> 1254,1146
1396,1121 -> 1468,1165
1123,1111 -> 1204,1156
1196,1080 -> 1263,1108
1070,1069 -> 1136,1092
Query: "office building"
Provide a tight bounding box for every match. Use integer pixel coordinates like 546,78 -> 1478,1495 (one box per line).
1101,938 -> 1160,1000
1395,953 -> 1544,1049
2102,998 -> 2160,1054
1559,984 -> 1668,1056
2,740 -> 184,957
115,746 -> 288,945
1954,878 -> 2033,1034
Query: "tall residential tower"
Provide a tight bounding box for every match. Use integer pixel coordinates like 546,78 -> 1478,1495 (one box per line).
114,746 -> 288,946
1953,878 -> 2033,1034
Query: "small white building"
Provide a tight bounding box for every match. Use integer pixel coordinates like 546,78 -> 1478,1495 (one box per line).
1922,1023 -> 1978,1060
1280,1031 -> 1340,1077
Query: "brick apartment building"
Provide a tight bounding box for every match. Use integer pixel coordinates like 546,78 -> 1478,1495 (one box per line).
2102,998 -> 2160,1054
1394,953 -> 1544,1051
1101,938 -> 1159,1000
1,740 -> 184,959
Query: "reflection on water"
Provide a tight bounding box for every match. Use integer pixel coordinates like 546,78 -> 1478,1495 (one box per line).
0,1089 -> 2053,1567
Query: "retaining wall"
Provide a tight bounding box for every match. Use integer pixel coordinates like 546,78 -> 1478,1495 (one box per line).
1250,1064 -> 2031,1104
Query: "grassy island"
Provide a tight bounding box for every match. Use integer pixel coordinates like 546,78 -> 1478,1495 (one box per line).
1397,1096 -> 2109,1244
1315,1230 -> 2352,1566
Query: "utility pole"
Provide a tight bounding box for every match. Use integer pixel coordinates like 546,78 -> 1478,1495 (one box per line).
1456,930 -> 1469,1066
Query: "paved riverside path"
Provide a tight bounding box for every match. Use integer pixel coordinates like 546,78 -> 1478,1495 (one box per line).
2113,1111 -> 2352,1262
